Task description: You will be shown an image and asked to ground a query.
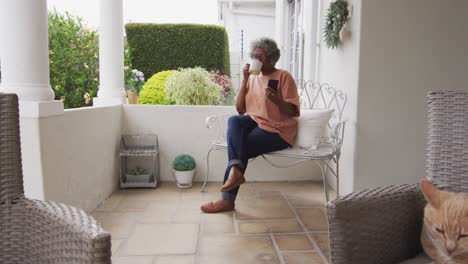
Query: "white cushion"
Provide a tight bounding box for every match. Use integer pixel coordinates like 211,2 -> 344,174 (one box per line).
294,109 -> 334,150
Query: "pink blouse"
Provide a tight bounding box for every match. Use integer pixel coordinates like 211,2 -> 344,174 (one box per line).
245,69 -> 300,145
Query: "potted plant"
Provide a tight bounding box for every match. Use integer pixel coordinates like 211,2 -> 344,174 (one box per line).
126,166 -> 151,183
165,67 -> 222,105
172,154 -> 196,188
125,68 -> 145,104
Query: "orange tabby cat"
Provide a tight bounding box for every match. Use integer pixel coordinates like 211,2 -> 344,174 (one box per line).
421,180 -> 468,264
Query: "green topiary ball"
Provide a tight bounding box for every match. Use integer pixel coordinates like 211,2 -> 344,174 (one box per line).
173,154 -> 196,171
139,70 -> 176,105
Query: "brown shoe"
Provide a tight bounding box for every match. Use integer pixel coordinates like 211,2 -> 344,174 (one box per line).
200,199 -> 235,213
220,166 -> 246,192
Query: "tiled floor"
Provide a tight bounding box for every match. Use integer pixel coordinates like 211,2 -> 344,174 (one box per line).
92,181 -> 332,264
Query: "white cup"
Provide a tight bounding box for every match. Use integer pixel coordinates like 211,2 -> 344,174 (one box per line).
248,59 -> 262,75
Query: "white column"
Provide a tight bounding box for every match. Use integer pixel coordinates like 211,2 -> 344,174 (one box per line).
302,0 -> 319,82
94,0 -> 127,106
275,0 -> 287,69
0,0 -> 55,102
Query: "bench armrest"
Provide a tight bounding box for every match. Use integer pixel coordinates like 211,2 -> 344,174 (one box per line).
327,184 -> 425,264
205,113 -> 232,129
330,119 -> 347,144
205,113 -> 233,140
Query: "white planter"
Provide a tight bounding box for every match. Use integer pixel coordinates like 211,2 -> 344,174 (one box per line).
126,174 -> 151,183
173,169 -> 195,189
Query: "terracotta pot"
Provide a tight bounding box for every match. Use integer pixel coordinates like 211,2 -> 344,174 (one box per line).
127,90 -> 139,104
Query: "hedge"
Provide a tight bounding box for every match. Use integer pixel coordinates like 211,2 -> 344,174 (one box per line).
125,23 -> 230,78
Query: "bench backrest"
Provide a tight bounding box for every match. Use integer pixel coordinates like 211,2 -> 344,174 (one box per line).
296,80 -> 347,125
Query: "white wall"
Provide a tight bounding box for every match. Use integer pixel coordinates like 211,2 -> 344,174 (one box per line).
316,0 -> 362,194
219,1 -> 276,89
353,0 -> 468,190
123,105 -> 322,183
37,106 -> 122,212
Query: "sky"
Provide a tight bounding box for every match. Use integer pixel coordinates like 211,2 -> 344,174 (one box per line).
47,0 -> 220,29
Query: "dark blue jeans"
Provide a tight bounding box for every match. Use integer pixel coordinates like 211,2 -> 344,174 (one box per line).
221,115 -> 289,201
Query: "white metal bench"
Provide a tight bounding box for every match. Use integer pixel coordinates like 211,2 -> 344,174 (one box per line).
201,81 -> 347,202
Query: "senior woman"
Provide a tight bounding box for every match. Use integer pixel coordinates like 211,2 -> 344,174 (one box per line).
201,37 -> 300,213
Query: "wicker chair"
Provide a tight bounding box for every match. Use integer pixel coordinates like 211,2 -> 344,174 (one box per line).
327,91 -> 468,264
0,93 -> 111,264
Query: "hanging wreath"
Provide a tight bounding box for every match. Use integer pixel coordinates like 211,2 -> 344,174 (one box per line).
324,0 -> 350,49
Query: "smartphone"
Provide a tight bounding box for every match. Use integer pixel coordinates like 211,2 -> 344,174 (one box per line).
268,79 -> 279,91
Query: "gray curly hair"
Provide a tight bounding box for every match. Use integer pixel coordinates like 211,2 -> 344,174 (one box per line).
249,37 -> 281,66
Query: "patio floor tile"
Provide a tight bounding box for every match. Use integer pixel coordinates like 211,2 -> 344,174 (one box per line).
296,208 -> 329,231
274,234 -> 314,251
92,182 -> 331,263
282,252 -> 324,264
198,235 -> 279,264
154,255 -> 195,264
118,223 -> 199,256
235,196 -> 295,220
238,219 -> 302,234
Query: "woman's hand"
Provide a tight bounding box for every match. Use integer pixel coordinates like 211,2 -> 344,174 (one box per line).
243,64 -> 251,80
265,87 -> 280,104
266,88 -> 299,116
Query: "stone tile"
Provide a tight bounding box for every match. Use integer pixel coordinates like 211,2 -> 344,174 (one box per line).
111,239 -> 124,255
202,222 -> 235,234
235,196 -> 295,220
112,256 -> 154,264
179,183 -> 219,202
92,212 -> 136,239
118,223 -> 198,256
283,182 -> 324,194
115,182 -> 181,201
274,234 -> 314,251
94,194 -> 123,212
202,211 -> 234,224
114,198 -> 150,212
285,192 -> 326,207
198,182 -> 223,193
310,233 -> 330,260
135,202 -> 177,224
240,182 -> 291,193
154,255 -> 195,264
238,219 -> 302,234
198,235 -> 279,264
201,211 -> 235,234
173,201 -> 202,223
257,190 -> 283,198
297,208 -> 328,231
282,252 -> 324,264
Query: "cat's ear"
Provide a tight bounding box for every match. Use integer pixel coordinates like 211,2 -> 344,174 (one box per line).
420,179 -> 441,208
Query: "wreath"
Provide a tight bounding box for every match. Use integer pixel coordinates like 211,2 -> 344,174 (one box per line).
324,0 -> 350,49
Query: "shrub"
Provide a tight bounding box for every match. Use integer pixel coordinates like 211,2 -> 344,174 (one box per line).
125,23 -> 230,78
139,70 -> 176,105
48,10 -> 99,108
165,67 -> 221,105
173,154 -> 196,171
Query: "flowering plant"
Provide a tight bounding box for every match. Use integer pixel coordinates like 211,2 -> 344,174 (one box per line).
210,69 -> 231,98
126,68 -> 145,95
210,69 -> 235,105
